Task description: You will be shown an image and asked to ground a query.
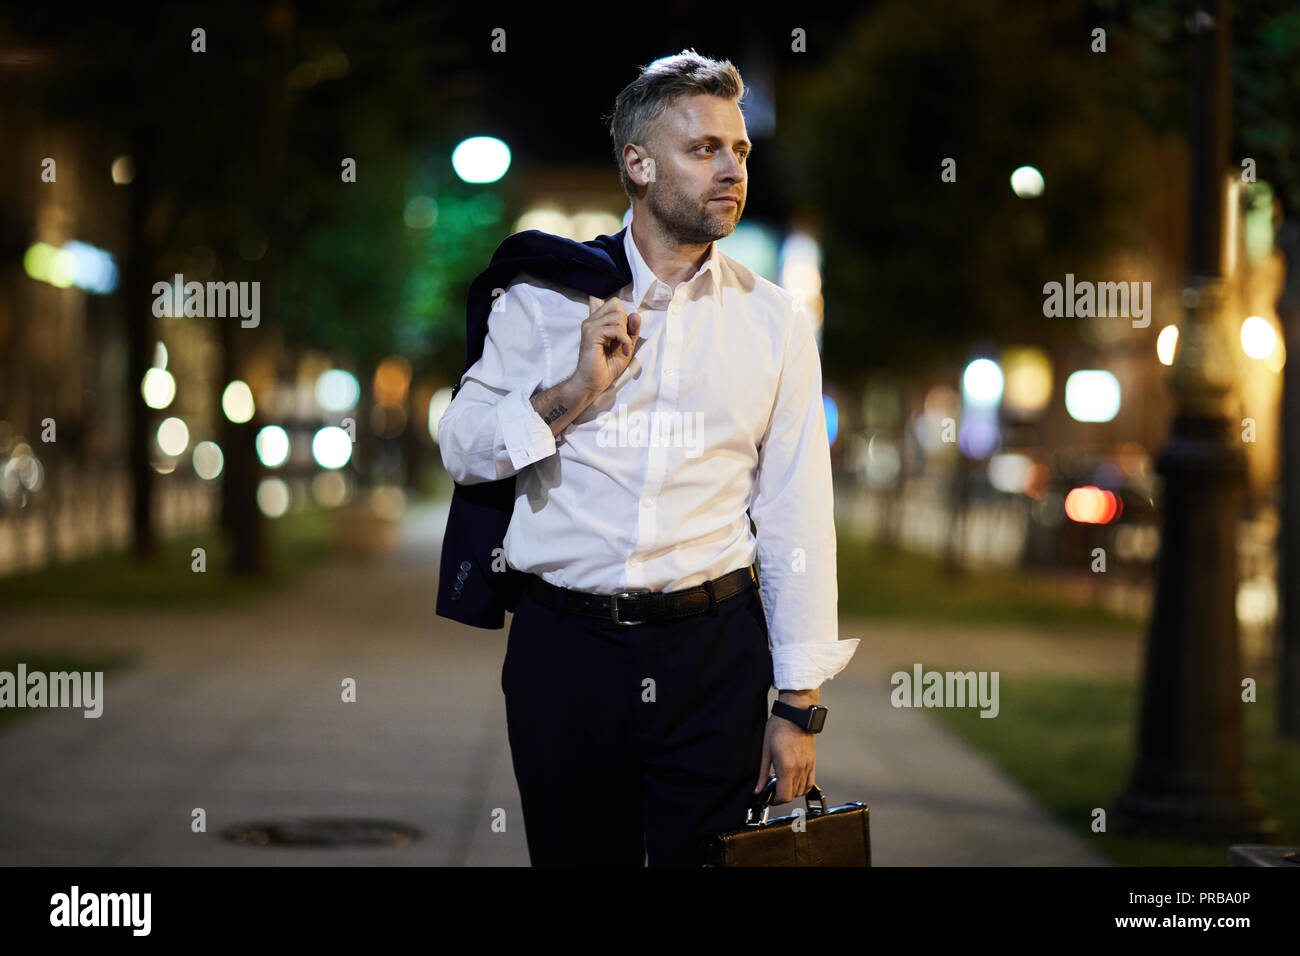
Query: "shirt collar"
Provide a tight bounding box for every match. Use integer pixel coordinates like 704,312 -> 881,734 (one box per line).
623,218 -> 722,310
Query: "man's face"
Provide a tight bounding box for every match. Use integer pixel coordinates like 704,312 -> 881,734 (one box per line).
639,93 -> 749,244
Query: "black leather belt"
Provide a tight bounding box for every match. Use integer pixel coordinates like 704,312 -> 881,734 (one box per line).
523,564 -> 758,626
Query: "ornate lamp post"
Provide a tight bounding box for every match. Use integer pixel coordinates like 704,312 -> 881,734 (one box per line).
1111,0 -> 1274,841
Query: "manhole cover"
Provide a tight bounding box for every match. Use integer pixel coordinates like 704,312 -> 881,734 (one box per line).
222,818 -> 420,847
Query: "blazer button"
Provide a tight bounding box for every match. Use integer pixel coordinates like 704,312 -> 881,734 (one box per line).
456,570 -> 468,581
450,590 -> 462,600
459,560 -> 472,571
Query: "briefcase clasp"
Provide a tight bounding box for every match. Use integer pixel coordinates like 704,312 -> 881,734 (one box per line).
746,778 -> 827,826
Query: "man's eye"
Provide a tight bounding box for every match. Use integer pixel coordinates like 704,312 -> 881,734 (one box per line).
697,145 -> 713,154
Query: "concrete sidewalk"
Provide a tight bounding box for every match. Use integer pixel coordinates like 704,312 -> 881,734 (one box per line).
0,501 -> 1106,866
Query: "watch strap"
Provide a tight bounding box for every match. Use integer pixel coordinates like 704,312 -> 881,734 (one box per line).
772,700 -> 827,733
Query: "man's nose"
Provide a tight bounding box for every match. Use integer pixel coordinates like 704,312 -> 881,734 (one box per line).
717,153 -> 744,182
717,158 -> 748,182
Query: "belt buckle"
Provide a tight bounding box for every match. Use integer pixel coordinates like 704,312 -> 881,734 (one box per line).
610,589 -> 651,625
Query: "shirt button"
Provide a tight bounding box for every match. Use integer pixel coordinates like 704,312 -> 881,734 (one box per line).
665,368 -> 675,376
642,498 -> 653,508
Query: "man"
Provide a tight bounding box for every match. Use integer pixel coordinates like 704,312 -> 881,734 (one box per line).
437,49 -> 859,866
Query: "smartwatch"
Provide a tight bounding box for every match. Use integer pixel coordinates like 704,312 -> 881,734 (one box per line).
771,700 -> 828,733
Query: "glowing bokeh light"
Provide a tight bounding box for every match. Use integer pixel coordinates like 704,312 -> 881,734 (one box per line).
1010,166 -> 1045,198
1157,325 -> 1179,366
428,387 -> 455,444
988,453 -> 1032,494
315,369 -> 360,412
23,240 -> 118,293
257,478 -> 291,518
156,417 -> 189,456
1064,486 -> 1122,524
514,207 -> 571,237
962,359 -> 1004,407
111,155 -> 135,184
142,368 -> 176,409
823,394 -> 839,445
1240,315 -> 1277,360
1064,370 -> 1121,423
193,441 -> 224,480
255,425 -> 290,468
222,381 -> 255,423
1001,348 -> 1052,414
312,426 -> 353,469
452,136 -> 511,184
403,195 -> 438,229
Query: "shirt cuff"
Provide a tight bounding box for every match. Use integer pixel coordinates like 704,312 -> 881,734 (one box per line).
497,373 -> 557,470
771,638 -> 861,691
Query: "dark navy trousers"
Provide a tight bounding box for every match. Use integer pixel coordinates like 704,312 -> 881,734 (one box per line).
501,581 -> 774,866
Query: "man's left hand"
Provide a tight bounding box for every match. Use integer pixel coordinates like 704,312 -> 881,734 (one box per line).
754,689 -> 819,804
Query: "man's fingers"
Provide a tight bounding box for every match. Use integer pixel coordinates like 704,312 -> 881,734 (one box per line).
585,301 -> 641,345
587,297 -> 625,320
595,328 -> 632,358
587,300 -> 640,336
588,316 -> 630,340
595,315 -> 630,332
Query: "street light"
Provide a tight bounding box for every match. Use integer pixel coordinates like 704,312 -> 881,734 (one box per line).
451,136 -> 511,184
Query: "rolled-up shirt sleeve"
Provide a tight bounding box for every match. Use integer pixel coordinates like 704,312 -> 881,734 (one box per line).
748,302 -> 859,690
437,280 -> 558,484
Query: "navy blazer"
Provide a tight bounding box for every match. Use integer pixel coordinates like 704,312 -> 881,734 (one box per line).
436,227 -> 634,628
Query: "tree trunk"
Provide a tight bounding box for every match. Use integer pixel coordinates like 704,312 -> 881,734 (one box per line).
124,122 -> 157,561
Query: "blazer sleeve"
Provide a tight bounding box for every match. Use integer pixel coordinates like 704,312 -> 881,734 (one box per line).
437,279 -> 558,484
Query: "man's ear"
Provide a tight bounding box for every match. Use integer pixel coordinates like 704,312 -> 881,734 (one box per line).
624,144 -> 656,187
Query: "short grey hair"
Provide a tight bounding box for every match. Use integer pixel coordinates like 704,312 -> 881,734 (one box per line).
607,49 -> 745,200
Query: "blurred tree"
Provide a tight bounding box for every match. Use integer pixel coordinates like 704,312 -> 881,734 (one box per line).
6,1 -> 500,571
780,0 -> 1174,581
781,0 -> 1164,385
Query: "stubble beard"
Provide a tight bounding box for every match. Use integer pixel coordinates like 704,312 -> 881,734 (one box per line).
647,178 -> 744,245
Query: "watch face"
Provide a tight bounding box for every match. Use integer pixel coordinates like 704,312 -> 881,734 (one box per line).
808,707 -> 827,732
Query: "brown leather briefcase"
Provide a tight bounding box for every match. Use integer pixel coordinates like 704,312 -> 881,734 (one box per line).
706,780 -> 870,866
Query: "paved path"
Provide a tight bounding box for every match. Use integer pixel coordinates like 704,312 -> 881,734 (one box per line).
0,501 -> 1107,865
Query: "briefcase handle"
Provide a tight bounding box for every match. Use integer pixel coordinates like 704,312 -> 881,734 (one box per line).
745,778 -> 826,826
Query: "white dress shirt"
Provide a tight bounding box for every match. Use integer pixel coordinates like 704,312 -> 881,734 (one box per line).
437,216 -> 859,689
